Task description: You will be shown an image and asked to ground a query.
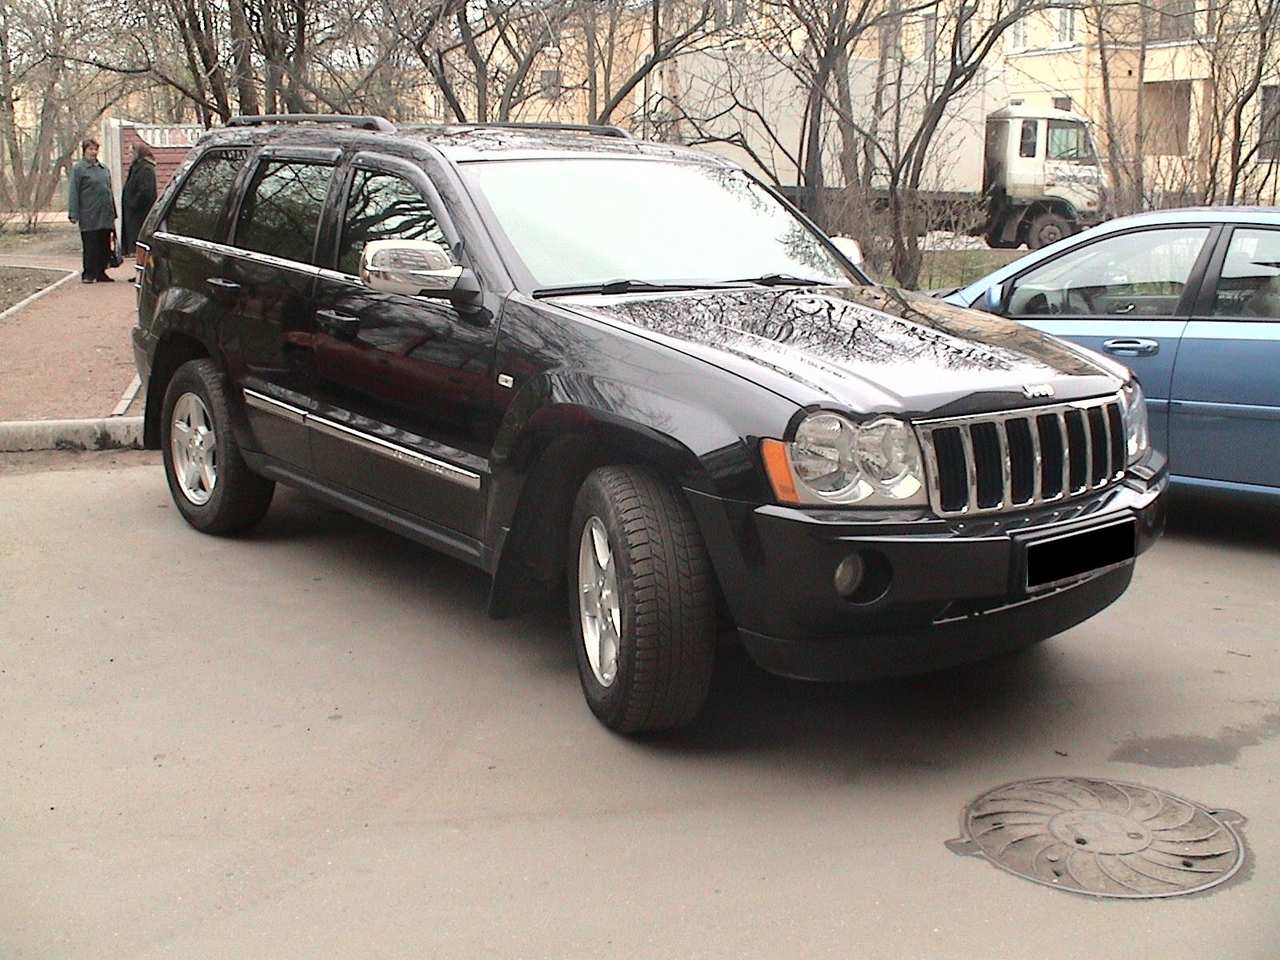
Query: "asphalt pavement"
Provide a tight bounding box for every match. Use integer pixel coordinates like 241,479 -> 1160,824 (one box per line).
2,452 -> 1277,959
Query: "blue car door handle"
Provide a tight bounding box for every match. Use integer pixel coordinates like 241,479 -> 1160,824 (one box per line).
1103,337 -> 1159,356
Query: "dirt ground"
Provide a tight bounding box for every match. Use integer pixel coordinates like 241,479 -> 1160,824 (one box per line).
0,265 -> 66,313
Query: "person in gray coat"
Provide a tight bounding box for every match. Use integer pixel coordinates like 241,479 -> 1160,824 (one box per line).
68,137 -> 117,283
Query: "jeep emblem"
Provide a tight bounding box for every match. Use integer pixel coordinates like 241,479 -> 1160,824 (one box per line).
1022,383 -> 1055,399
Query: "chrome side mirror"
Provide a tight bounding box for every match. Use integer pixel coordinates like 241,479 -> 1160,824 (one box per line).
360,239 -> 463,297
830,235 -> 864,267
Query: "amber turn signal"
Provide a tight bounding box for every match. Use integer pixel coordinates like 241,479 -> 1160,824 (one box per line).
760,438 -> 799,504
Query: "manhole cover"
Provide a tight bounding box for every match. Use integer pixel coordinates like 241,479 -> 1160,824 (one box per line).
947,778 -> 1245,898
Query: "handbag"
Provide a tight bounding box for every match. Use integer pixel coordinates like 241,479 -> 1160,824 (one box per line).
109,230 -> 124,268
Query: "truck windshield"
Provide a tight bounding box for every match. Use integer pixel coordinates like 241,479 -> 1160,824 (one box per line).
461,158 -> 857,291
1047,120 -> 1095,163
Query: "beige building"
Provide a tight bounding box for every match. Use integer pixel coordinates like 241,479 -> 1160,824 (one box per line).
994,0 -> 1280,205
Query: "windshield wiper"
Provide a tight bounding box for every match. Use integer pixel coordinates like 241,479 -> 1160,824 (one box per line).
532,279 -> 741,298
730,273 -> 832,287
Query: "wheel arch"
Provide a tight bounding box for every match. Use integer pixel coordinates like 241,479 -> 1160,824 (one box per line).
1016,197 -> 1082,245
484,378 -> 750,620
143,331 -> 214,449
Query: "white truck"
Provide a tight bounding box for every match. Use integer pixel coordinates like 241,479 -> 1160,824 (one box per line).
668,51 -> 1109,250
980,104 -> 1108,249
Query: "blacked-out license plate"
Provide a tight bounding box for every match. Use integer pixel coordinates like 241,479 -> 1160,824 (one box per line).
1026,519 -> 1136,590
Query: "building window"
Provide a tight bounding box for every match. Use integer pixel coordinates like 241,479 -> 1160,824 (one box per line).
1154,0 -> 1195,39
1056,6 -> 1076,43
958,13 -> 975,60
1054,96 -> 1073,111
540,68 -> 562,100
1143,80 -> 1193,155
1008,16 -> 1028,51
880,13 -> 902,59
1262,85 -> 1280,161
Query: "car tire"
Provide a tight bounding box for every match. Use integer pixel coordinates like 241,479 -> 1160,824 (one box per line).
1027,212 -> 1072,250
568,466 -> 717,733
161,358 -> 274,535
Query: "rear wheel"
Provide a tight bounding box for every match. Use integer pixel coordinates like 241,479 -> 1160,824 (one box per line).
569,466 -> 717,733
161,359 -> 274,534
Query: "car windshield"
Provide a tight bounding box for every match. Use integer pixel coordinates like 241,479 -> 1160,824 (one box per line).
460,157 -> 857,291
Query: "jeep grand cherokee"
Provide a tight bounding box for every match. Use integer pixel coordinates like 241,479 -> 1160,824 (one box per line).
131,116 -> 1166,733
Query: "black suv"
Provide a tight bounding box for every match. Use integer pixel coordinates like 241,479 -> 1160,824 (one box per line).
132,115 -> 1166,733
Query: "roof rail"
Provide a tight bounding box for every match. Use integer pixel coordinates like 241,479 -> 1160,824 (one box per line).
226,114 -> 396,133
462,122 -> 632,140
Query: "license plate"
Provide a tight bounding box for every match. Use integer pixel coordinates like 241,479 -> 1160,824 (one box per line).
1026,519 -> 1136,590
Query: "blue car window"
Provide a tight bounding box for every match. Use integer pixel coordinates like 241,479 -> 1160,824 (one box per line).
1211,228 -> 1280,319
1007,227 -> 1210,317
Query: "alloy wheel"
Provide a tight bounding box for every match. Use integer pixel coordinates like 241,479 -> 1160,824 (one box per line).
578,516 -> 621,687
170,391 -> 218,505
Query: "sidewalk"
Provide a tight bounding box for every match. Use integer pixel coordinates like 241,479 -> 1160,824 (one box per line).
0,256 -> 142,424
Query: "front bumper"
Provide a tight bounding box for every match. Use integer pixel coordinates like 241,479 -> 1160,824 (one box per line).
686,459 -> 1166,681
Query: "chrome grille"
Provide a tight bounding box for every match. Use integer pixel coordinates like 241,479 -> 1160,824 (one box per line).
916,395 -> 1126,517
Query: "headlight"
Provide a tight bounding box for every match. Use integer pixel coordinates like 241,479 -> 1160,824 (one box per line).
762,412 -> 927,506
1120,381 -> 1150,465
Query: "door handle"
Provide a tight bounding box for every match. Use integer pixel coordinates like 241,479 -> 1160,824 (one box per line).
316,309 -> 361,341
1109,302 -> 1137,314
1102,337 -> 1159,357
205,277 -> 240,295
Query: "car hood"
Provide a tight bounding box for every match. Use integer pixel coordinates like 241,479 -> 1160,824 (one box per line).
550,284 -> 1122,417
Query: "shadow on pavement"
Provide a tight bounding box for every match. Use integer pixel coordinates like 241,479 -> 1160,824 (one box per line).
240,488 -> 1109,766
1163,486 -> 1280,552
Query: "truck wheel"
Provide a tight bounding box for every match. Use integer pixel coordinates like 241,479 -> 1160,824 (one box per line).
161,359 -> 274,535
1028,212 -> 1072,250
568,466 -> 717,733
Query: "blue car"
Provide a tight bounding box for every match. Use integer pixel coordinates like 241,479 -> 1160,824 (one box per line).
945,208 -> 1280,500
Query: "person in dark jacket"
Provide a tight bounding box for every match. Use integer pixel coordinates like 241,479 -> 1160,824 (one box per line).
68,138 -> 117,283
120,143 -> 157,260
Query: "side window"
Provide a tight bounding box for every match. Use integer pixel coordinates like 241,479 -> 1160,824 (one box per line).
1211,228 -> 1280,319
1047,120 -> 1087,161
1019,120 -> 1038,158
165,151 -> 247,241
337,170 -> 447,276
234,160 -> 334,264
1008,227 -> 1211,318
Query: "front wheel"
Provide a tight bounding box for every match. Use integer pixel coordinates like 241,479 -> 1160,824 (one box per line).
569,466 -> 717,733
1027,212 -> 1072,250
161,358 -> 274,534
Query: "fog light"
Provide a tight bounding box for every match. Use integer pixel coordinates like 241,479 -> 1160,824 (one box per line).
834,553 -> 866,598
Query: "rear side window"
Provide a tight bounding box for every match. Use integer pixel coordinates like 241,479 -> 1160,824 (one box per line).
337,170 -> 447,276
235,160 -> 334,264
165,151 -> 247,241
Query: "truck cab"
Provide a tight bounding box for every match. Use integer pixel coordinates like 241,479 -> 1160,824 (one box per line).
984,105 -> 1108,250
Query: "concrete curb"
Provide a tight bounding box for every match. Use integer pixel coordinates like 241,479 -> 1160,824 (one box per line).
0,268 -> 80,324
0,417 -> 143,452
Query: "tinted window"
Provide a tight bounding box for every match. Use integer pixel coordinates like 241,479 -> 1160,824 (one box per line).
1212,228 -> 1280,319
1009,227 -> 1210,317
235,160 -> 333,264
165,150 -> 247,241
338,171 -> 446,276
